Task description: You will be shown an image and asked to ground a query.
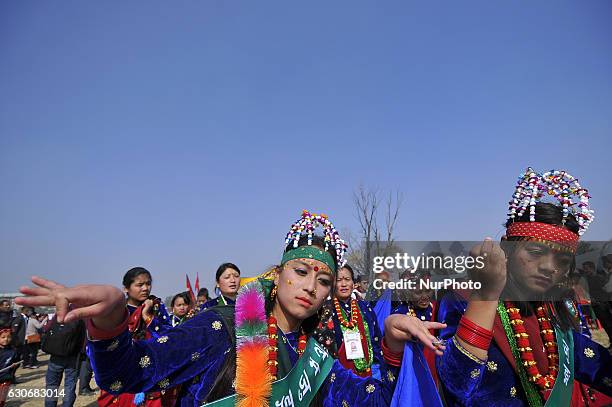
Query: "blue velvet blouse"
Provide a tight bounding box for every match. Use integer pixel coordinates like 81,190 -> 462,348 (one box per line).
435,291 -> 612,406
88,306 -> 401,406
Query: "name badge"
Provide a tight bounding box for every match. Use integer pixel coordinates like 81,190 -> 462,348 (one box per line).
343,330 -> 364,360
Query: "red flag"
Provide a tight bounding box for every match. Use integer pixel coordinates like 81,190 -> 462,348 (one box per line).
186,274 -> 196,304
195,273 -> 200,294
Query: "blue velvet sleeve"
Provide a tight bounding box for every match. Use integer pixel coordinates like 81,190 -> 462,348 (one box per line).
87,309 -> 232,400
573,331 -> 612,396
200,298 -> 219,312
323,359 -> 400,406
359,300 -> 386,380
435,293 -> 488,401
435,293 -> 527,406
391,303 -> 408,315
147,302 -> 173,337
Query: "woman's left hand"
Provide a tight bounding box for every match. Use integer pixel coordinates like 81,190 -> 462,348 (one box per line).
384,314 -> 447,355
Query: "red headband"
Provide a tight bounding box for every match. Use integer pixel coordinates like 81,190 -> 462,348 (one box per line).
506,222 -> 579,252
0,327 -> 11,334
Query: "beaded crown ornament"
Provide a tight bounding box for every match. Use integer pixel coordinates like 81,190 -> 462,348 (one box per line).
283,210 -> 348,268
507,167 -> 594,236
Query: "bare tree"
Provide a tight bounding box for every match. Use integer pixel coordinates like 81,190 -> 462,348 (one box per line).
383,190 -> 402,254
353,185 -> 379,277
351,185 -> 403,280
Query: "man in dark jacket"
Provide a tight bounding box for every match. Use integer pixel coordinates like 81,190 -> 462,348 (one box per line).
0,300 -> 26,374
42,317 -> 86,407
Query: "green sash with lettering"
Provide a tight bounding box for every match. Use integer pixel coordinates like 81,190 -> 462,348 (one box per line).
544,326 -> 573,406
203,338 -> 334,407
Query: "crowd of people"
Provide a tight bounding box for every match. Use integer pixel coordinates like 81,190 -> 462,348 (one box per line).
1,167 -> 612,406
0,299 -> 92,407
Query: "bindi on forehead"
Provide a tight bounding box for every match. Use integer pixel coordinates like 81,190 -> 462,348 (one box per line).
291,259 -> 332,275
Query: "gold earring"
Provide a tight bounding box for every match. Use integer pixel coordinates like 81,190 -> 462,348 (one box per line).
312,288 -> 317,296
271,284 -> 278,301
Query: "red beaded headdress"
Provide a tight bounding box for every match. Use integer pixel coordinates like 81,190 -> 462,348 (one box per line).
506,167 -> 594,252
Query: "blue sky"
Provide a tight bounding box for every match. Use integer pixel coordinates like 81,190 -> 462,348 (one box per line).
1,1 -> 610,298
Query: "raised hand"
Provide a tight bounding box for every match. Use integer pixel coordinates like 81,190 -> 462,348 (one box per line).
468,237 -> 507,300
384,314 -> 447,356
142,299 -> 154,323
15,276 -> 126,330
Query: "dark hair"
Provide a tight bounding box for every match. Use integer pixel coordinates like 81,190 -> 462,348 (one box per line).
197,288 -> 209,298
504,202 -> 580,234
215,263 -> 241,282
339,264 -> 355,281
0,299 -> 10,306
171,292 -> 192,308
122,267 -> 152,289
503,202 -> 579,331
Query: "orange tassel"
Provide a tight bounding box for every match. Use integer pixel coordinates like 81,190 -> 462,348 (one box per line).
236,342 -> 272,407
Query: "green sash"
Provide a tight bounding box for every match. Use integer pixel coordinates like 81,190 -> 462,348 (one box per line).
203,338 -> 334,407
544,326 -> 573,406
497,303 -> 575,407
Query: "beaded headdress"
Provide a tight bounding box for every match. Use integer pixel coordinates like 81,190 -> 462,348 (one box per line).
281,210 -> 348,271
506,167 -> 594,251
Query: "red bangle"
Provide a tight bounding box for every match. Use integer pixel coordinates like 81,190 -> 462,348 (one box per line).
456,327 -> 491,350
86,309 -> 130,341
459,316 -> 493,338
456,316 -> 493,350
381,337 -> 403,367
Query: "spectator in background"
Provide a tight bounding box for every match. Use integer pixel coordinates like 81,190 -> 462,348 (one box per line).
586,254 -> 612,344
23,307 -> 47,369
196,287 -> 210,307
201,263 -> 241,309
0,327 -> 20,407
97,267 -> 174,407
352,274 -> 365,300
357,277 -> 369,300
42,317 -> 86,407
0,300 -> 11,328
170,292 -> 192,327
77,348 -> 95,396
9,303 -> 29,370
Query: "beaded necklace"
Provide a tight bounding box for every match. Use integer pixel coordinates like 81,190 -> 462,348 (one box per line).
333,297 -> 359,328
504,301 -> 559,400
334,298 -> 374,374
267,314 -> 307,380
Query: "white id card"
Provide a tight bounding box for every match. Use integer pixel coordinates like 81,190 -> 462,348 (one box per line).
343,330 -> 364,360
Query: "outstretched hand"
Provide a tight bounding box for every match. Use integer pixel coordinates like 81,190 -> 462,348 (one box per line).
15,276 -> 126,330
384,314 -> 447,356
